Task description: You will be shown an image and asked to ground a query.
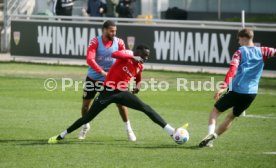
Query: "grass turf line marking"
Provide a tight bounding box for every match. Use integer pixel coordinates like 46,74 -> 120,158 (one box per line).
244,114 -> 276,119
263,152 -> 276,155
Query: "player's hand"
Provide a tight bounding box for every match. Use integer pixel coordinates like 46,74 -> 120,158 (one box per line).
100,70 -> 107,77
214,88 -> 226,100
132,56 -> 144,63
132,88 -> 140,94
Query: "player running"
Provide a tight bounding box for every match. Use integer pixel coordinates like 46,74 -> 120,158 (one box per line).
79,20 -> 136,141
199,28 -> 276,148
48,45 -> 177,144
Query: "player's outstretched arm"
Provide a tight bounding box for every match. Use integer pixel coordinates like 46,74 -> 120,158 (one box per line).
112,50 -> 144,63
261,47 -> 276,62
112,50 -> 133,59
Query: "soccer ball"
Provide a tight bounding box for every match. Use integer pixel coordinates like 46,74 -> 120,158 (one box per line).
173,128 -> 189,144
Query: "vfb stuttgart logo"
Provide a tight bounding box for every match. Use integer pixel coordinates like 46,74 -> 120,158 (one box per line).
13,31 -> 21,46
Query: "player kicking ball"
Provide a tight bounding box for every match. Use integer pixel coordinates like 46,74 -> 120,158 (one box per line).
48,45 -> 177,144
199,28 -> 276,148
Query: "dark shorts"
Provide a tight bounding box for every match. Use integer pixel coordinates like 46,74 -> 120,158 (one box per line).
82,76 -> 104,100
215,91 -> 257,117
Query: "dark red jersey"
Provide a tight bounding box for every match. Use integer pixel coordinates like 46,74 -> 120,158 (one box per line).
104,50 -> 143,90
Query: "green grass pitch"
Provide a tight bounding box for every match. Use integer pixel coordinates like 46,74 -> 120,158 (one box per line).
0,62 -> 275,168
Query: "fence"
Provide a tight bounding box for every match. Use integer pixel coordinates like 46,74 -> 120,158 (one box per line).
9,14 -> 276,70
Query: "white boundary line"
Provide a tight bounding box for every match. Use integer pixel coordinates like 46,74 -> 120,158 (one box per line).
244,114 -> 276,119
263,152 -> 276,155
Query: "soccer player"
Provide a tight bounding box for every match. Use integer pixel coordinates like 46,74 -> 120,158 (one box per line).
199,28 -> 276,148
79,20 -> 136,141
48,45 -> 177,144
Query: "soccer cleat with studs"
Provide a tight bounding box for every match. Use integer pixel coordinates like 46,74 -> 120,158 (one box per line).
199,133 -> 218,148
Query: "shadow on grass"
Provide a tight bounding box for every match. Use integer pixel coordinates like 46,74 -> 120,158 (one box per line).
0,139 -> 201,150
130,144 -> 200,150
0,139 -> 73,146
0,138 -> 126,146
0,139 -> 49,146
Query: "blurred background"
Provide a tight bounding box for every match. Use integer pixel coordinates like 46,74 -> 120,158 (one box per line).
0,0 -> 275,73
1,0 -> 275,20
